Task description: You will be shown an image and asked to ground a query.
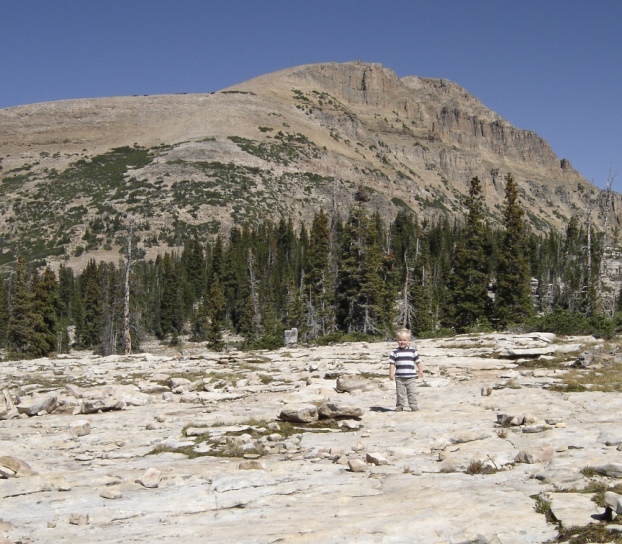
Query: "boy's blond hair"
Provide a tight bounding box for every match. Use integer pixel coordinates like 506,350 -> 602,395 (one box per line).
396,329 -> 411,340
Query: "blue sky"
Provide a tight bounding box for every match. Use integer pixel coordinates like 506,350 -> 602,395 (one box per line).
2,1 -> 620,188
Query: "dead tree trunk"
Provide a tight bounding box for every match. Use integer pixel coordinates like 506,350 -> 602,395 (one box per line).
247,248 -> 261,338
123,220 -> 134,355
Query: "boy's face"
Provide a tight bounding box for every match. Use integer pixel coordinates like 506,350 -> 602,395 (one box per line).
397,336 -> 410,347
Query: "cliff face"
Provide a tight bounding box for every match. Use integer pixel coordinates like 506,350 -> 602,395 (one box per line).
0,61 -> 617,270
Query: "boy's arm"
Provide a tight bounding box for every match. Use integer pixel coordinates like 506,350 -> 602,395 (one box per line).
416,360 -> 423,378
389,362 -> 395,381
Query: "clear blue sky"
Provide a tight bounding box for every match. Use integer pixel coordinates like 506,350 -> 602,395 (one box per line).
2,1 -> 620,188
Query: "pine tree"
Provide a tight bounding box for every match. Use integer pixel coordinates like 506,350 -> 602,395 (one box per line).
31,266 -> 61,354
305,210 -> 335,338
79,259 -> 104,349
493,173 -> 534,328
336,204 -> 390,335
159,253 -> 184,337
8,257 -> 47,358
206,277 -> 226,351
100,262 -> 121,356
446,176 -> 491,333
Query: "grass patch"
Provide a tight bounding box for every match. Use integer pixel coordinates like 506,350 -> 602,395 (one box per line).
549,362 -> 622,393
533,494 -> 557,525
465,460 -> 485,475
555,524 -> 622,543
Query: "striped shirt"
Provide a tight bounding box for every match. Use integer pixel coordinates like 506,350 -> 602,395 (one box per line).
389,346 -> 420,378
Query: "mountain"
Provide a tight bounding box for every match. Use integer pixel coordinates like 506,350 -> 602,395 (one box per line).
0,61 -> 616,271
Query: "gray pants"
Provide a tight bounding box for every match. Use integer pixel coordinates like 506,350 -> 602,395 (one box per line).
395,377 -> 418,409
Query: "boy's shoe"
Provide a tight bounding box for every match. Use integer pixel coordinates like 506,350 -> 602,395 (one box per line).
395,406 -> 404,412
410,406 -> 419,411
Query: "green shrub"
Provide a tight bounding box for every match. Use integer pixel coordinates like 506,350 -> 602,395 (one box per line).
312,331 -> 377,346
244,333 -> 284,351
526,309 -> 615,339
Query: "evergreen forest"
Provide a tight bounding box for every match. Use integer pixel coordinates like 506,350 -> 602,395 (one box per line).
1,175 -> 621,360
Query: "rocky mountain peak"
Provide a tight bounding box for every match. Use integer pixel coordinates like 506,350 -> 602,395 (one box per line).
0,61 -> 617,270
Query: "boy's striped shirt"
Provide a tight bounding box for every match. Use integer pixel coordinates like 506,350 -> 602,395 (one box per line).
389,347 -> 420,378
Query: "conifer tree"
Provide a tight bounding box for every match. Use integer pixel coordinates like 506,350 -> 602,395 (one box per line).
159,253 -> 184,337
31,266 -> 62,354
100,262 -> 122,355
446,176 -> 491,332
8,257 -> 48,359
206,277 -> 226,350
77,259 -> 102,348
183,235 -> 206,300
493,173 -> 534,328
336,204 -> 390,335
560,216 -> 584,311
305,210 -> 335,338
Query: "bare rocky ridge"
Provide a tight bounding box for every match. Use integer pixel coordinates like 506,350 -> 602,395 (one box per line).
2,333 -> 622,542
0,61 -> 618,270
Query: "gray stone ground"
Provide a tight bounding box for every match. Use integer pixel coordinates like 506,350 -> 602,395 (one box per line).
1,333 -> 622,543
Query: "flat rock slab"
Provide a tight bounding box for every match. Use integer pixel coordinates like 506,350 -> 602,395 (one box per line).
549,492 -> 605,528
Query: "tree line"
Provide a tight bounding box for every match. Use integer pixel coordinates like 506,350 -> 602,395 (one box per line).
0,174 -> 618,359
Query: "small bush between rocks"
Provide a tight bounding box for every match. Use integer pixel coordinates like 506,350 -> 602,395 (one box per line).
466,460 -> 484,475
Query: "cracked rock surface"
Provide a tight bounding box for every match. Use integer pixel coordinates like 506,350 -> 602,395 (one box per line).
1,333 -> 621,543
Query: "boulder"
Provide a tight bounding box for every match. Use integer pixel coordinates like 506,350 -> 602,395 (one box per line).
604,491 -> 622,515
515,446 -> 554,464
137,467 -> 162,488
65,384 -> 114,399
81,398 -> 126,414
348,459 -> 368,472
497,413 -> 525,426
572,352 -> 595,368
69,419 -> 91,437
16,394 -> 57,416
100,488 -> 123,500
69,513 -> 89,526
0,456 -> 36,479
366,452 -> 388,466
335,375 -> 372,392
318,401 -> 363,419
595,463 -> 622,479
279,404 -> 318,423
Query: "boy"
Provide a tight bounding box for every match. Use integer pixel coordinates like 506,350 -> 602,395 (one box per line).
389,329 -> 424,412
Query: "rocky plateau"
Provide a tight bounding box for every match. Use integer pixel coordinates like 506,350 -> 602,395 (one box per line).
2,333 -> 622,543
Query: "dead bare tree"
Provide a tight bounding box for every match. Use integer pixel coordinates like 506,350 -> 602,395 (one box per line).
122,219 -> 134,354
396,254 -> 415,329
247,248 -> 262,338
599,169 -> 617,314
